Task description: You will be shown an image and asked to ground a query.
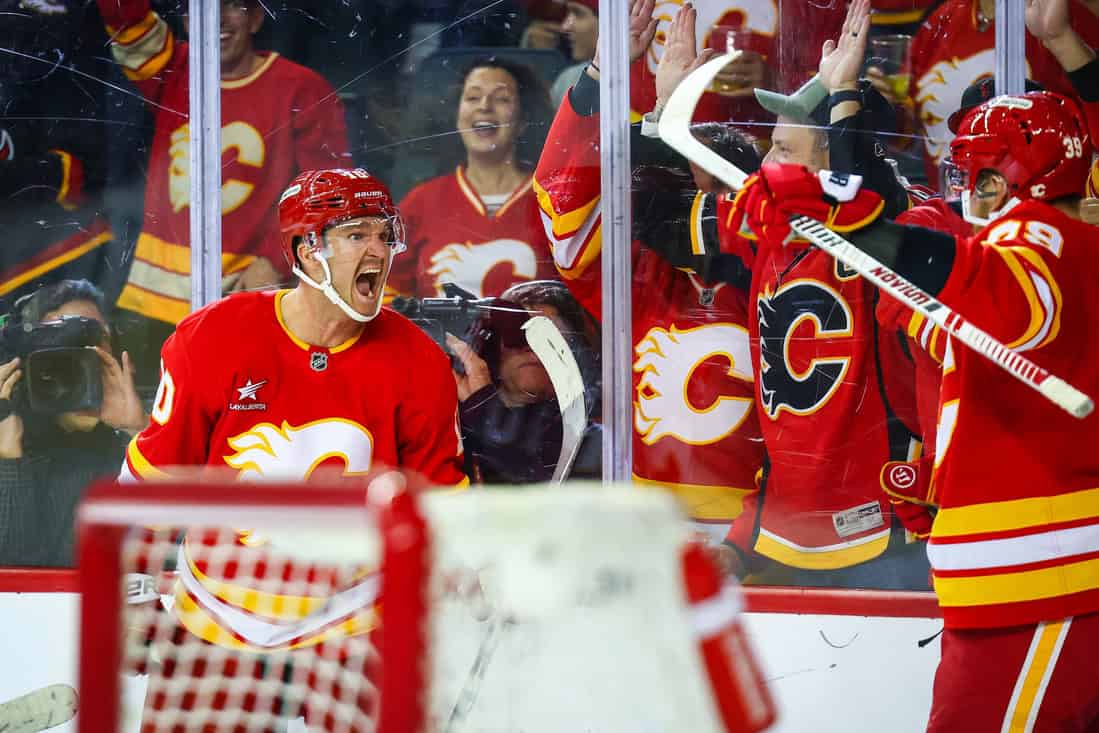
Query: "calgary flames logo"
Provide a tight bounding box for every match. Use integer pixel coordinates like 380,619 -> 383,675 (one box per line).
223,418 -> 375,480
427,238 -> 538,297
646,1 -> 778,75
169,121 -> 266,214
634,324 -> 753,446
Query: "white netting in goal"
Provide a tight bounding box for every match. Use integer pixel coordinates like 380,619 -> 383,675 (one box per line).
78,482 -> 774,733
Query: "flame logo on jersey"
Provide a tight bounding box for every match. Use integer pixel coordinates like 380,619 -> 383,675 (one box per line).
223,418 -> 375,480
757,280 -> 853,419
426,238 -> 538,298
646,1 -> 778,75
169,124 -> 192,213
169,121 -> 266,214
634,324 -> 754,446
914,49 -> 1033,166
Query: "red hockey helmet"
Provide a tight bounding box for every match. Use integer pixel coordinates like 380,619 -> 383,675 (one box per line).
949,91 -> 1092,205
278,168 -> 405,270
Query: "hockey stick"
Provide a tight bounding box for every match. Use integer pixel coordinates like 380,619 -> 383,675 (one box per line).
524,315 -> 588,482
658,53 -> 1094,419
0,684 -> 78,732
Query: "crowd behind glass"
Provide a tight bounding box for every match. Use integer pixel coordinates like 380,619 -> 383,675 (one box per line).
1,0 -> 1097,597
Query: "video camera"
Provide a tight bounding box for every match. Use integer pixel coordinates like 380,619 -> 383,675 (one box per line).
389,284 -> 537,375
0,313 -> 107,416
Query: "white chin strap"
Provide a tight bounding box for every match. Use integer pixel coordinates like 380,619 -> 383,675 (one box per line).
962,191 -> 1022,228
294,253 -> 384,323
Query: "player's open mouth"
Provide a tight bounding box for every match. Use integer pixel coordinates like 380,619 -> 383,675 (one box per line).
355,267 -> 382,299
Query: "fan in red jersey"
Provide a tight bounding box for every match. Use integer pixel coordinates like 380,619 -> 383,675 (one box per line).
640,0 -> 933,586
391,58 -> 558,300
908,0 -> 1099,181
535,0 -> 766,547
743,90 -> 1099,732
95,0 -> 350,391
120,168 -> 467,731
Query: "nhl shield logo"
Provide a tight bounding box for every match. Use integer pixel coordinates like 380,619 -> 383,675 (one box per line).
310,352 -> 329,372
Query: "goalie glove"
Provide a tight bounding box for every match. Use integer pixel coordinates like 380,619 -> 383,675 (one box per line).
740,163 -> 885,245
880,458 -> 937,540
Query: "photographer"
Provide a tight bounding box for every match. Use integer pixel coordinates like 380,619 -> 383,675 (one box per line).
0,279 -> 146,567
443,280 -> 600,485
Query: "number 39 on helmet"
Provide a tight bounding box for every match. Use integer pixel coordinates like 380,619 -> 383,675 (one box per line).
948,91 -> 1092,225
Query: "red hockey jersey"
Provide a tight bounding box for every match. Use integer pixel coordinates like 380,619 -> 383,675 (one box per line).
534,90 -> 763,539
926,200 -> 1099,629
98,1 -> 349,324
391,167 -> 557,298
122,289 -> 467,649
124,289 -> 466,487
712,182 -> 919,569
910,0 -> 1099,181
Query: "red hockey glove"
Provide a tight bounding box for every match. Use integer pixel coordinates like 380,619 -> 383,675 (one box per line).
880,458 -> 937,540
741,163 -> 885,245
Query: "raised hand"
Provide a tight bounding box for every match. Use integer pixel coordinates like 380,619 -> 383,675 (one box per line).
590,0 -> 659,74
655,3 -> 719,108
818,0 -> 872,92
629,0 -> 659,64
1025,0 -> 1071,41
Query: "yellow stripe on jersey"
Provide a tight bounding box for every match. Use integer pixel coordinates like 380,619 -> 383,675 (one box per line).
994,246 -> 1063,351
933,486 -> 1099,538
173,584 -> 375,652
126,437 -> 172,480
689,191 -> 707,256
1003,621 -> 1070,733
532,177 -> 599,239
109,13 -> 173,81
633,473 -> 750,520
754,528 -> 891,570
106,11 -> 160,45
934,555 -> 1099,607
0,230 -> 111,297
554,225 -> 603,281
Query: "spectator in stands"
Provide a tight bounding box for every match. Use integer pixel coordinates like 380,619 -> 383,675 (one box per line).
391,57 -> 558,299
0,0 -> 135,312
907,0 -> 1099,180
552,0 -> 600,106
0,280 -> 145,567
96,0 -> 350,390
445,280 -> 600,484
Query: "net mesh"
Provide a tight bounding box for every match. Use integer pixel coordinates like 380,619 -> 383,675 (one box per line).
83,485 -> 738,733
119,527 -> 380,733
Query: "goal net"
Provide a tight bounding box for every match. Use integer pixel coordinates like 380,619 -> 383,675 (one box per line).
76,477 -> 774,733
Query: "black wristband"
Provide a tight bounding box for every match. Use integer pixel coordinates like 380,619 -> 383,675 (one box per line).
1067,57 -> 1099,102
830,89 -> 862,106
589,61 -> 600,74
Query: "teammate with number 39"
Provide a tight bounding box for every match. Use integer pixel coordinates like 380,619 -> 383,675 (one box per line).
742,91 -> 1099,731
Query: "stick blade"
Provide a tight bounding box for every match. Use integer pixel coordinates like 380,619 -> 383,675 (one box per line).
523,316 -> 587,482
658,51 -> 748,190
0,684 -> 78,733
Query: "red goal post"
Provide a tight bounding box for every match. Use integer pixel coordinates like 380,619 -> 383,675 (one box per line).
75,477 -> 776,733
